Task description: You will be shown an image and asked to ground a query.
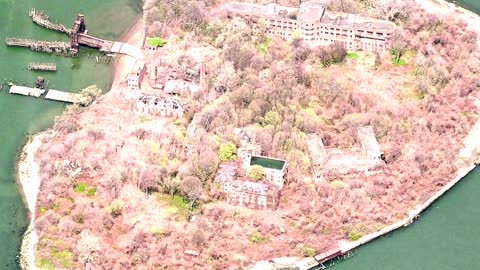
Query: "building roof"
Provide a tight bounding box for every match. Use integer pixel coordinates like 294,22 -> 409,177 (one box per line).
250,155 -> 287,171
215,162 -> 237,184
146,37 -> 166,47
237,181 -> 271,196
357,126 -> 382,158
321,11 -> 396,31
226,1 -> 396,32
298,1 -> 326,23
164,80 -> 200,94
306,134 -> 327,166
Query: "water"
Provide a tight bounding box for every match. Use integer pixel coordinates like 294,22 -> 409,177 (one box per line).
0,0 -> 138,268
450,0 -> 480,14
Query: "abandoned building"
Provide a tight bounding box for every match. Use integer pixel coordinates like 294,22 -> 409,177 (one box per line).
306,126 -> 385,180
214,162 -> 280,210
235,128 -> 287,188
164,80 -> 200,96
134,94 -> 184,117
225,0 -> 396,52
243,154 -> 287,189
127,60 -> 146,91
213,128 -> 287,210
235,128 -> 261,161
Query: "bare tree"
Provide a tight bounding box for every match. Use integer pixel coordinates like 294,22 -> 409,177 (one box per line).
180,176 -> 203,208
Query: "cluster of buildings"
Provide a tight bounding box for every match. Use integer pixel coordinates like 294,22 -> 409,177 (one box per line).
225,0 -> 396,52
214,128 -> 287,210
126,38 -> 209,118
306,126 -> 385,180
211,126 -> 385,210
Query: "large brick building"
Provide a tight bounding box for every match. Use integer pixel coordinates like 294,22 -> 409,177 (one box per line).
225,0 -> 396,52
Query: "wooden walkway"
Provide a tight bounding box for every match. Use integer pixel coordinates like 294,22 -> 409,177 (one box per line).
9,86 -> 45,97
44,89 -> 85,104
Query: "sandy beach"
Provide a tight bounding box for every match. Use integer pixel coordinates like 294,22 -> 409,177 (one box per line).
111,13 -> 146,89
17,132 -> 52,270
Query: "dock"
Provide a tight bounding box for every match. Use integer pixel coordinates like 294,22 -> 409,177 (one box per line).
9,85 -> 45,97
28,62 -> 57,71
44,89 -> 85,104
29,9 -> 71,34
6,37 -> 73,55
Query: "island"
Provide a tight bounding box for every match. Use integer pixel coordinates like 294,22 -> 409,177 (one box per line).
16,0 -> 480,269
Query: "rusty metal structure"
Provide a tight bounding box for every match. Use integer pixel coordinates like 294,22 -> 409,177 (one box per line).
70,14 -> 114,54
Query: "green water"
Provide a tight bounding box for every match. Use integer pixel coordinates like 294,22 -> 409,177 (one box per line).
0,0 -> 138,268
451,0 -> 480,14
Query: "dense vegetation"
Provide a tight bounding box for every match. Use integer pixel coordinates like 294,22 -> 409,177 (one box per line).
32,0 -> 479,269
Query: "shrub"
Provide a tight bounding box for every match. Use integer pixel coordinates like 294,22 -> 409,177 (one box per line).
218,142 -> 237,161
264,110 -> 282,127
246,165 -> 265,181
248,232 -> 268,244
106,199 -> 124,217
36,257 -> 54,270
348,231 -> 361,241
74,183 -> 97,198
302,246 -> 316,257
331,180 -> 348,189
52,250 -> 73,268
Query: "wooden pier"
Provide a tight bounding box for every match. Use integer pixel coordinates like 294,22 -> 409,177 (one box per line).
45,89 -> 85,104
15,11 -> 139,57
29,9 -> 71,34
28,62 -> 57,71
9,85 -> 45,97
6,37 -> 72,55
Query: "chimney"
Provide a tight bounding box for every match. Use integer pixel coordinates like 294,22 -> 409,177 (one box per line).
200,62 -> 207,92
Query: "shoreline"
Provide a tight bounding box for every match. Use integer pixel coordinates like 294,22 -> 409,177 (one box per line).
15,0 -> 479,269
16,4 -> 146,270
17,132 -> 52,270
111,7 -> 146,90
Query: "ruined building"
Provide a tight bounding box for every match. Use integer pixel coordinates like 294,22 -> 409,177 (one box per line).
215,162 -> 280,210
225,0 -> 396,52
163,62 -> 208,97
127,61 -> 146,91
134,95 -> 184,118
213,128 -> 287,210
164,80 -> 200,96
306,126 -> 385,180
